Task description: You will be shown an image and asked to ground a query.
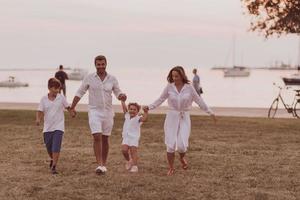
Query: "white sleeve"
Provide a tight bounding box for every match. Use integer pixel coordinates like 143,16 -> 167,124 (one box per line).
75,76 -> 89,98
37,98 -> 44,112
124,112 -> 129,119
191,86 -> 213,115
112,77 -> 122,98
149,85 -> 169,110
61,95 -> 69,108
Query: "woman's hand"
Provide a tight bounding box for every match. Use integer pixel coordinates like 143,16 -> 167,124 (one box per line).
143,106 -> 149,112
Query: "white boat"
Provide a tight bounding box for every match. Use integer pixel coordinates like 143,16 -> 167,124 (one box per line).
223,66 -> 250,77
68,68 -> 87,81
0,76 -> 29,87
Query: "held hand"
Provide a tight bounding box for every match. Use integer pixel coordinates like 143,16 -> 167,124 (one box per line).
70,109 -> 77,118
143,106 -> 149,112
118,94 -> 127,102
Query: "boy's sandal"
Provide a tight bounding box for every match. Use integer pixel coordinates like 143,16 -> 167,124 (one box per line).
167,168 -> 175,176
49,160 -> 53,169
180,158 -> 188,170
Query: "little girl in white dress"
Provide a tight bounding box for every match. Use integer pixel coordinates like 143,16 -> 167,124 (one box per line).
121,101 -> 148,172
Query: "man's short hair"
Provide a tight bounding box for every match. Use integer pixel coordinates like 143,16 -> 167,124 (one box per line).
59,65 -> 63,70
94,55 -> 107,65
48,77 -> 61,89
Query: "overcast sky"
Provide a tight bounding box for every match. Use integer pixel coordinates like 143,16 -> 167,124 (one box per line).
0,0 -> 299,70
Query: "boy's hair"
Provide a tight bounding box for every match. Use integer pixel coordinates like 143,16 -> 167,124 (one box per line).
48,78 -> 61,89
94,55 -> 107,65
128,102 -> 141,112
59,65 -> 63,70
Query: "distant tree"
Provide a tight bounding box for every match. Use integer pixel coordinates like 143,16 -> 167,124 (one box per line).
241,0 -> 300,37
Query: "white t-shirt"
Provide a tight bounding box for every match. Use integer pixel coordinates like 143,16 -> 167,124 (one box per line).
38,94 -> 69,132
122,113 -> 142,139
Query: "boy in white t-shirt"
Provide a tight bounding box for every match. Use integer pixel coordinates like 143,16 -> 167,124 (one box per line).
36,78 -> 72,174
121,101 -> 148,172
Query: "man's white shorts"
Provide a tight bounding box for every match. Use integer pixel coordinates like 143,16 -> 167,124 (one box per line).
88,109 -> 114,135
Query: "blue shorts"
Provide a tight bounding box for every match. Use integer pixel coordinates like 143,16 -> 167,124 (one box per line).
43,130 -> 64,153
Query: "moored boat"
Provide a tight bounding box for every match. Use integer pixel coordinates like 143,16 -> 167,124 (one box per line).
0,76 -> 29,87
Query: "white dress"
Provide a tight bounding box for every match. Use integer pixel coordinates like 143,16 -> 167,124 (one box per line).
149,83 -> 213,152
122,113 -> 142,147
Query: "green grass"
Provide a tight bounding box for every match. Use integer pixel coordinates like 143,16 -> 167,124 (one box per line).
0,110 -> 299,200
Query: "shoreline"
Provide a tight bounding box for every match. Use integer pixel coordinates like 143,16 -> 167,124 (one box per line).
0,102 -> 293,118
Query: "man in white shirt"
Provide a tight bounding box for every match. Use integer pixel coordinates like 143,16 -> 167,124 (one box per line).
70,55 -> 127,174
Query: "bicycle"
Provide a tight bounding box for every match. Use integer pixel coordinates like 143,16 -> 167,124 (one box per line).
268,83 -> 300,118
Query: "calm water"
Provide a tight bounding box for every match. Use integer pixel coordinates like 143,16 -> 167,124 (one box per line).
0,67 -> 299,108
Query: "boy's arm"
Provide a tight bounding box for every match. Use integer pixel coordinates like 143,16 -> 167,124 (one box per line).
121,101 -> 128,114
139,107 -> 148,122
36,111 -> 43,126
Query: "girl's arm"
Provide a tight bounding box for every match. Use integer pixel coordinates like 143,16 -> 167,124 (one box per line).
121,101 -> 128,114
139,107 -> 148,122
36,111 -> 43,126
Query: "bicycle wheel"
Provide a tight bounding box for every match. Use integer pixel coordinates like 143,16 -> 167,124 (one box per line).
293,100 -> 300,118
268,98 -> 279,118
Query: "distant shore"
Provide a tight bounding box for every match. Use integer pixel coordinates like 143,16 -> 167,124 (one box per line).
0,102 -> 293,118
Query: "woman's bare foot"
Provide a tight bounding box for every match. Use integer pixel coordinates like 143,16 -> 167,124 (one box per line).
167,168 -> 175,176
180,158 -> 188,170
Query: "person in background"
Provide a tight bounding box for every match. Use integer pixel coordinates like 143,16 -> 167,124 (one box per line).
55,65 -> 69,96
192,68 -> 203,95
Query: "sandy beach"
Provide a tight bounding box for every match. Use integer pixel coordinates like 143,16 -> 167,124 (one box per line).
0,102 -> 293,118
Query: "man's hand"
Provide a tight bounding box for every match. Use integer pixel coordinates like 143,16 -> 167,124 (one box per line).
70,108 -> 77,118
118,93 -> 127,102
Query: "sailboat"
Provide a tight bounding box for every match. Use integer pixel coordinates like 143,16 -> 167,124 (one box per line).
223,35 -> 251,77
282,37 -> 300,85
224,66 -> 250,77
0,76 -> 29,87
68,68 -> 88,81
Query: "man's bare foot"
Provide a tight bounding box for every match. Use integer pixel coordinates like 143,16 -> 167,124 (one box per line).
125,160 -> 132,170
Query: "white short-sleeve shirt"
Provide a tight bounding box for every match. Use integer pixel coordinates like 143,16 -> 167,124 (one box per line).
122,113 -> 142,139
38,94 -> 69,132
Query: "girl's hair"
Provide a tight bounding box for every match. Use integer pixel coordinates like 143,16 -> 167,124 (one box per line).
48,78 -> 61,89
94,55 -> 107,65
167,66 -> 190,84
128,102 -> 141,112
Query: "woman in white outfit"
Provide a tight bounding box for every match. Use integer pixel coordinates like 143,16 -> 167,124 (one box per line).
144,66 -> 216,176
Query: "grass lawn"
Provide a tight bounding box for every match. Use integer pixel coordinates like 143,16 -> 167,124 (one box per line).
0,110 -> 299,200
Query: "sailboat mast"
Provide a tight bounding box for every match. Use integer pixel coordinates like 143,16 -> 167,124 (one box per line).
232,34 -> 236,67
